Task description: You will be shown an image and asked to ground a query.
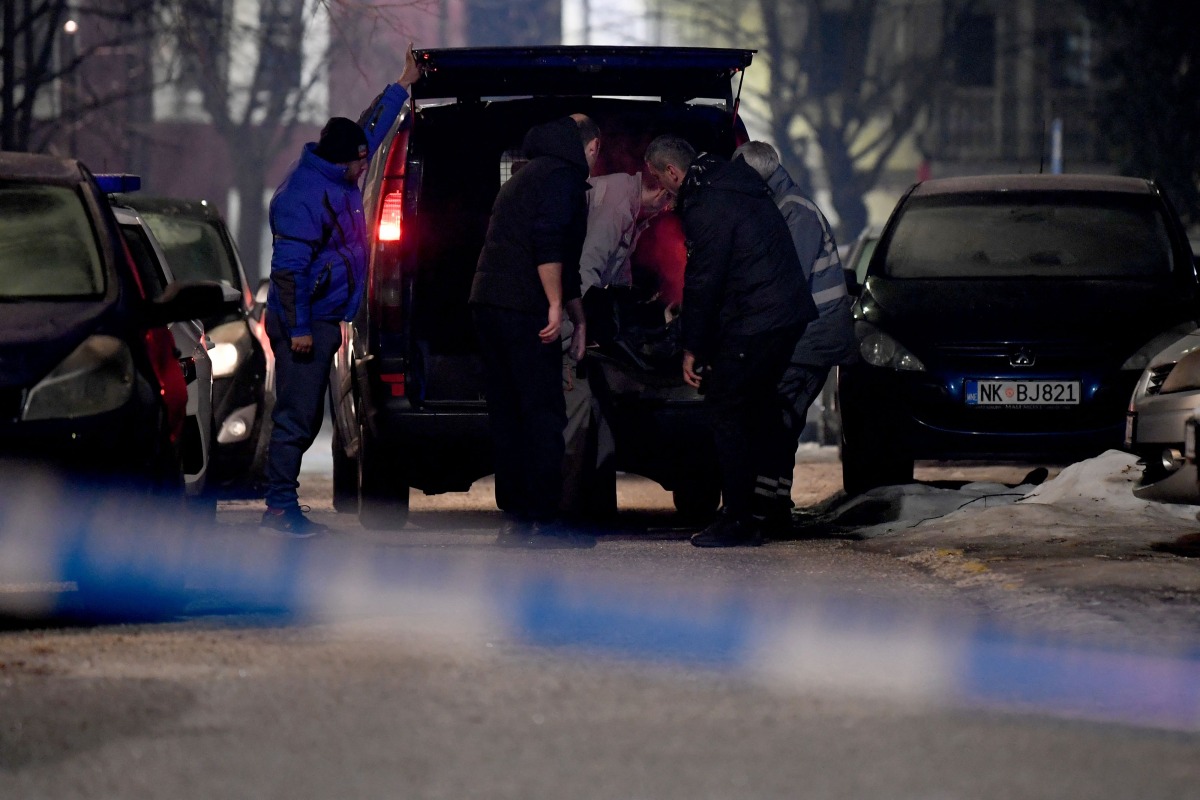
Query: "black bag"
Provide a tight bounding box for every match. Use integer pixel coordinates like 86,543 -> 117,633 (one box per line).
583,285 -> 680,375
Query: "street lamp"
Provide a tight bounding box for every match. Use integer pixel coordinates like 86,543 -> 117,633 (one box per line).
62,18 -> 79,155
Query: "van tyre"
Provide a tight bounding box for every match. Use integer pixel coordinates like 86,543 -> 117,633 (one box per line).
357,419 -> 409,530
331,420 -> 358,513
817,377 -> 841,446
672,478 -> 721,523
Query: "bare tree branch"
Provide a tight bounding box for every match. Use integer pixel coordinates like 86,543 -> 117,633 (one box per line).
659,0 -> 978,236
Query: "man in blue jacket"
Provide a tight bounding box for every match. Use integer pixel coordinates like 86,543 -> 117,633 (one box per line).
260,46 -> 420,536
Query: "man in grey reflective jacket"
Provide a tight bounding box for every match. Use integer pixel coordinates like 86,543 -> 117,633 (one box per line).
734,141 -> 858,530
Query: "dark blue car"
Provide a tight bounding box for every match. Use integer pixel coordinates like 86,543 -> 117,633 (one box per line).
0,152 -> 226,492
837,174 -> 1199,494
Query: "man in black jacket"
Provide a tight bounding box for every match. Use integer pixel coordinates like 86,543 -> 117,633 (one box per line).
644,135 -> 818,547
470,115 -> 599,547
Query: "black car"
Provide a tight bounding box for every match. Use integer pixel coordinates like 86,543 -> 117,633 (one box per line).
838,173 -> 1199,494
331,46 -> 756,529
0,152 -> 225,492
113,195 -> 275,493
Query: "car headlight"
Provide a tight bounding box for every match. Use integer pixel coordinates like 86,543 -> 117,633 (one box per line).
1160,348 -> 1200,393
856,321 -> 926,371
1120,322 -> 1199,371
22,335 -> 134,421
207,320 -> 251,378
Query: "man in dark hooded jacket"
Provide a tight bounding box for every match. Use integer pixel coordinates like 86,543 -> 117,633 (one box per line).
470,114 -> 599,547
644,134 -> 818,547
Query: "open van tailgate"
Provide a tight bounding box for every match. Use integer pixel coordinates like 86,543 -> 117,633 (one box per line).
412,46 -> 755,105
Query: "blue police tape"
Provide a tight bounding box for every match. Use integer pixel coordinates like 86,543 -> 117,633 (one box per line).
1,475 -> 1198,731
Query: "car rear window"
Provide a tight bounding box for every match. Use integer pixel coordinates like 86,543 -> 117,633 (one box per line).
139,212 -> 240,289
883,191 -> 1175,279
0,184 -> 105,298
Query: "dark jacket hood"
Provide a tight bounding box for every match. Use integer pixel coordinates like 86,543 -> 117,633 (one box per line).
522,117 -> 590,179
680,153 -> 770,208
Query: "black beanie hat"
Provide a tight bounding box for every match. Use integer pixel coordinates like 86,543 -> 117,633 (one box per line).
314,117 -> 368,164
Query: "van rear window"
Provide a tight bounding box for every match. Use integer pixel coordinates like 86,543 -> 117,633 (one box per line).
884,191 -> 1174,279
0,185 -> 105,298
499,149 -> 526,185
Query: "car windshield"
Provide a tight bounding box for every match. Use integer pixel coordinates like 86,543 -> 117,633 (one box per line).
139,212 -> 240,289
0,184 -> 105,298
883,191 -> 1174,279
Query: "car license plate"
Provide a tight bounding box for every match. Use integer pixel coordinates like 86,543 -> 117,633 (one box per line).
965,380 -> 1080,406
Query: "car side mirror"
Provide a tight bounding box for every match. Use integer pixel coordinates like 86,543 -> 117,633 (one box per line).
843,267 -> 862,297
146,280 -> 226,326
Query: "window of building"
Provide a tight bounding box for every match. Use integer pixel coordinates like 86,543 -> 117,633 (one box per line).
1045,25 -> 1092,88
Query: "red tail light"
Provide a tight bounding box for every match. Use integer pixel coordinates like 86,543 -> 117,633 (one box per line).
378,191 -> 403,241
143,328 -> 187,444
380,372 -> 406,397
372,123 -> 411,339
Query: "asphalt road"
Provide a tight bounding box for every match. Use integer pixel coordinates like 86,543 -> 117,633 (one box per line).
1,439 -> 1199,799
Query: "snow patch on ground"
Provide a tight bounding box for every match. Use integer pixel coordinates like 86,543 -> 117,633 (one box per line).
1019,449 -> 1200,521
816,449 -> 1200,539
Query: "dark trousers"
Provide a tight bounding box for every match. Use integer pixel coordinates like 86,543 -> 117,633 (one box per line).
264,315 -> 341,510
765,362 -> 830,505
473,304 -> 566,523
703,326 -> 803,521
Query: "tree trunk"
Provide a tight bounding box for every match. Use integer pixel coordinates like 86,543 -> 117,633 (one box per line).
231,153 -> 270,283
2,0 -> 17,150
818,126 -> 869,242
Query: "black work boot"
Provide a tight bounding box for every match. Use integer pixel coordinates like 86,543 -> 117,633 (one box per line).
690,511 -> 763,548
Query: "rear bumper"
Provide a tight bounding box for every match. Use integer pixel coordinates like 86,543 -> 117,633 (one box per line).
1132,462 -> 1198,503
374,402 -> 493,494
608,398 -> 715,490
368,396 -> 716,495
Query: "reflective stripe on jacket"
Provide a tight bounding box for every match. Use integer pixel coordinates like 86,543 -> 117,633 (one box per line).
766,166 -> 859,367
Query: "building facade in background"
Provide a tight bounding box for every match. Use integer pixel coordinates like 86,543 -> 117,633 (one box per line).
41,0 -> 1109,275
924,0 -> 1101,176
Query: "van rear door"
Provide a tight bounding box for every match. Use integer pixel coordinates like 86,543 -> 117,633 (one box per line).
377,46 -> 755,406
411,46 -> 755,108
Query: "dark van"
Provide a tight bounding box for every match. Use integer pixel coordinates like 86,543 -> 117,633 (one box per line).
328,46 -> 755,529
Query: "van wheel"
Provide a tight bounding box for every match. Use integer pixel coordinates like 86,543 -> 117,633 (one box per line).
331,421 -> 358,513
817,377 -> 841,446
840,432 -> 913,495
672,478 -> 720,523
357,420 -> 409,530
